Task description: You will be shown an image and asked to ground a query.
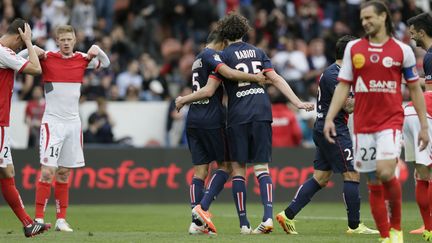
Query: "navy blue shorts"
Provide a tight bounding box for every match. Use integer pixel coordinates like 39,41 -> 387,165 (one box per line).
313,129 -> 355,173
227,121 -> 272,164
186,128 -> 228,165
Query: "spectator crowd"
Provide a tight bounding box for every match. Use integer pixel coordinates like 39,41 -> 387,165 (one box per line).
6,0 -> 430,147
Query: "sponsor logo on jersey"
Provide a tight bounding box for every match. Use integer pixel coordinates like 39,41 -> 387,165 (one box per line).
370,54 -> 380,63
382,56 -> 395,68
192,58 -> 202,70
352,54 -> 365,69
369,80 -> 397,93
192,99 -> 210,105
236,87 -> 265,98
272,117 -> 290,126
213,54 -> 222,62
355,76 -> 368,92
368,47 -> 383,52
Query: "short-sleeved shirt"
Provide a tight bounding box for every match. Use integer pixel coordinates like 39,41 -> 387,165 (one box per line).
216,42 -> 274,127
338,37 -> 419,133
186,48 -> 225,129
0,44 -> 29,126
314,63 -> 349,133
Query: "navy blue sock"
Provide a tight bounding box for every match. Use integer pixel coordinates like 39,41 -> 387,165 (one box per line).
200,170 -> 229,211
343,181 -> 360,229
257,172 -> 273,221
285,177 -> 322,219
190,177 -> 204,225
232,176 -> 249,227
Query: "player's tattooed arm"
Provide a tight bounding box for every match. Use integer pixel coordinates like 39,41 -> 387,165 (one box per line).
218,65 -> 269,84
343,97 -> 354,114
175,77 -> 220,111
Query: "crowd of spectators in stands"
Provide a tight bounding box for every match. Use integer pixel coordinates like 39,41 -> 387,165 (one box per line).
6,0 -> 430,147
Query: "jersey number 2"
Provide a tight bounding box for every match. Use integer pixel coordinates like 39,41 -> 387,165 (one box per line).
235,61 -> 262,87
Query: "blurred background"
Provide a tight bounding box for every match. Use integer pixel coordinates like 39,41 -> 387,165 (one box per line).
5,0 -> 431,148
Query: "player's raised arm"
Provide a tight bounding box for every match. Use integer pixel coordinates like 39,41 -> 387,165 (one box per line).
264,70 -> 314,111
218,64 -> 267,84
18,45 -> 46,60
19,23 -> 41,75
175,77 -> 221,111
86,44 -> 110,69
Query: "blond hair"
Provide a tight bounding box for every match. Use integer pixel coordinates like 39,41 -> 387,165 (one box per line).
55,25 -> 75,37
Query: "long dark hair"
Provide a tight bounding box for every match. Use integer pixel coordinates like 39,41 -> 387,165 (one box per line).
361,0 -> 394,36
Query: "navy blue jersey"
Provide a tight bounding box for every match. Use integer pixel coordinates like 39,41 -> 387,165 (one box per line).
186,48 -> 225,129
217,42 -> 273,127
424,47 -> 432,83
314,63 -> 349,132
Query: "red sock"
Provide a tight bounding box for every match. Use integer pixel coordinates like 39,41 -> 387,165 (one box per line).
368,184 -> 390,238
0,178 -> 33,226
55,181 -> 69,219
35,181 -> 51,219
382,177 -> 402,231
416,180 -> 431,230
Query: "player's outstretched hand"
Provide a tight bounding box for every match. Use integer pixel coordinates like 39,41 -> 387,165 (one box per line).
418,127 -> 430,151
296,102 -> 314,112
18,23 -> 32,43
86,45 -> 99,60
323,119 -> 337,144
175,96 -> 185,112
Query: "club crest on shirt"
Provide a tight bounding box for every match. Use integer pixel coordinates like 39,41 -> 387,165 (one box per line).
213,54 -> 222,62
370,54 -> 380,63
352,54 -> 365,69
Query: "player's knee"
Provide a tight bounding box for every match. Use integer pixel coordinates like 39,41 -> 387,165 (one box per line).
56,168 -> 71,183
254,164 -> 269,178
0,165 -> 15,178
218,162 -> 232,175
376,169 -> 394,181
40,168 -> 55,182
314,176 -> 330,187
342,171 -> 360,182
193,166 -> 208,180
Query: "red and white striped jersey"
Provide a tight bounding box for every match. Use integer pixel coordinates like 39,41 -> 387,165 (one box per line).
0,44 -> 29,126
338,37 -> 418,133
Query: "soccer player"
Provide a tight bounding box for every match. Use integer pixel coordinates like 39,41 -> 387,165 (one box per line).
276,35 -> 378,235
405,12 -> 432,241
30,25 -> 110,232
323,1 -> 429,242
0,18 -> 51,237
177,13 -> 313,234
183,30 -> 266,235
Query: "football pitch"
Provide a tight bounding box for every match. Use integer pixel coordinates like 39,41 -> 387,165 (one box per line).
0,202 -> 425,242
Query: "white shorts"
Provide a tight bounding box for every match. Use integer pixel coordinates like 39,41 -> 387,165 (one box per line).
353,129 -> 402,173
40,121 -> 85,168
0,127 -> 13,167
403,115 -> 432,166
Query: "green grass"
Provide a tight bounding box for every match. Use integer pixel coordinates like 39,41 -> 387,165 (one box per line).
0,203 -> 425,242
